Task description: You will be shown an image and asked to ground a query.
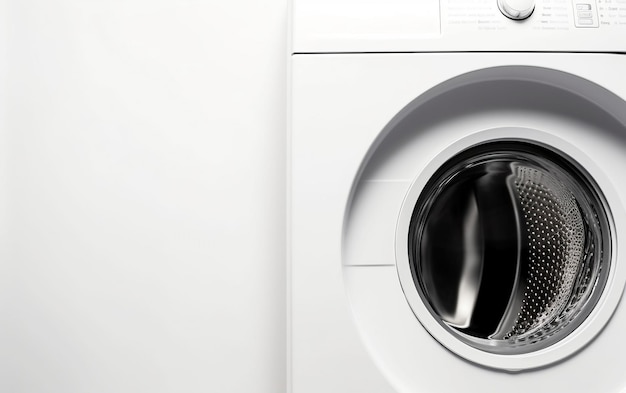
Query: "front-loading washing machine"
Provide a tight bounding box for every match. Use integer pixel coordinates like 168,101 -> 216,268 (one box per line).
289,0 -> 626,392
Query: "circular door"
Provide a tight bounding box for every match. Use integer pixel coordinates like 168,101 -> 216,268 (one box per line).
343,65 -> 626,373
402,137 -> 611,355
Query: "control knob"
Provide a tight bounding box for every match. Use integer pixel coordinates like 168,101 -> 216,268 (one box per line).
498,0 -> 535,20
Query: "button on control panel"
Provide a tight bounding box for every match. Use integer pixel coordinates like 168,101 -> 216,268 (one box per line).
573,0 -> 599,27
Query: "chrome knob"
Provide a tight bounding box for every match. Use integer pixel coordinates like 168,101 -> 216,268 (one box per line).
498,0 -> 535,20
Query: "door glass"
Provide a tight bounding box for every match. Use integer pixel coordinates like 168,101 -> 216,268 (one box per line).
409,141 -> 611,354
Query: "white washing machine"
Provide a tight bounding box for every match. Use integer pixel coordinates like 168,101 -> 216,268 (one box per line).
289,0 -> 626,392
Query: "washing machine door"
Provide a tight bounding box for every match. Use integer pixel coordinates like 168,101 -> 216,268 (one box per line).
341,61 -> 626,374
407,140 -> 610,354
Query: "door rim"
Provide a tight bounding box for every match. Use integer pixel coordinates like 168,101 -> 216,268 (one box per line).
395,127 -> 626,371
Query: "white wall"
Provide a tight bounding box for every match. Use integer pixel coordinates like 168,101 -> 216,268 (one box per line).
1,1 -> 287,392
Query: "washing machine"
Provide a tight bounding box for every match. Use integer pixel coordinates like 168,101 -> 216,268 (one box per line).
289,0 -> 626,392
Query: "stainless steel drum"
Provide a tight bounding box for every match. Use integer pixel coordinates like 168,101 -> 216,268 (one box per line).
409,141 -> 611,354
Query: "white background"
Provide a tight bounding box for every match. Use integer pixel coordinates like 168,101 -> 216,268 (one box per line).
0,0 -> 287,392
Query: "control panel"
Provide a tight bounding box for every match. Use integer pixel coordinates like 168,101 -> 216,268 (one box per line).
443,0 -> 626,32
292,0 -> 626,54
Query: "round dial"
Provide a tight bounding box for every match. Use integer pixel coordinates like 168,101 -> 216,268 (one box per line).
498,0 -> 535,20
